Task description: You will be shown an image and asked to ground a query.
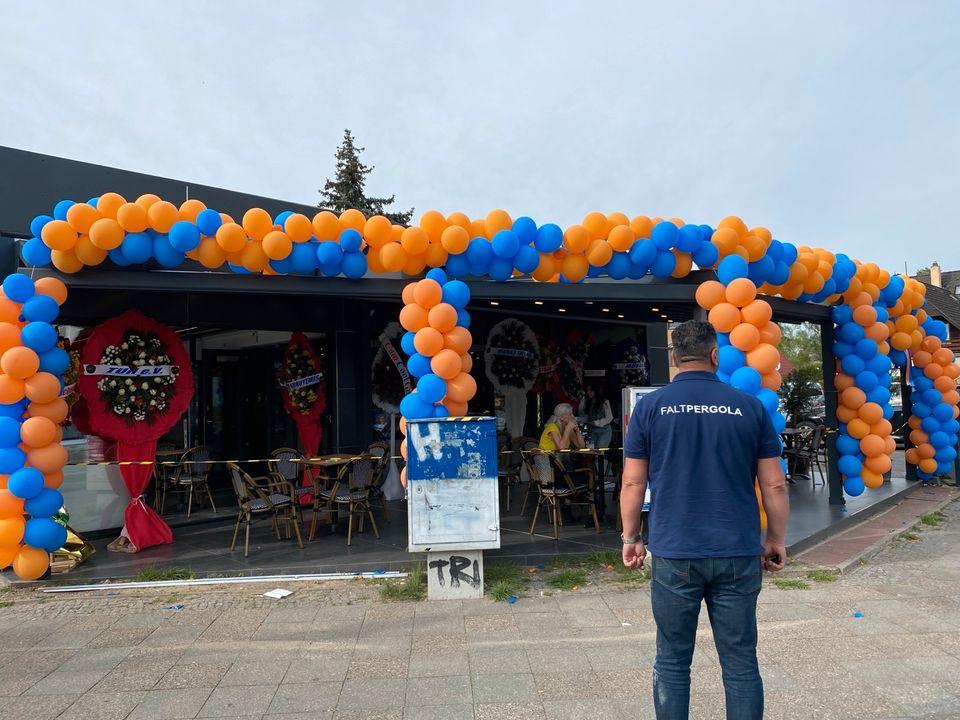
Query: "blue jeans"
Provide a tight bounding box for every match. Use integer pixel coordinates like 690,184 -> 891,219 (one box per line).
651,555 -> 763,720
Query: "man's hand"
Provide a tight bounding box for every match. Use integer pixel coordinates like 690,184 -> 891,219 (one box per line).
622,542 -> 646,570
762,540 -> 786,572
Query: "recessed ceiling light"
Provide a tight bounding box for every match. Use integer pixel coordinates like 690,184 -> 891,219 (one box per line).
660,314 -> 668,318
651,307 -> 659,312
534,300 -> 543,305
490,301 -> 499,306
617,314 -> 624,319
601,308 -> 610,313
585,301 -> 594,305
558,308 -> 566,313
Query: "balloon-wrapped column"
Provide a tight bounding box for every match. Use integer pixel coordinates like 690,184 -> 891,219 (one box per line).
0,274 -> 71,580
396,269 -> 476,488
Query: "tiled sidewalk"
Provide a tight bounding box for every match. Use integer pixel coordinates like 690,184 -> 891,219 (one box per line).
1,499 -> 959,720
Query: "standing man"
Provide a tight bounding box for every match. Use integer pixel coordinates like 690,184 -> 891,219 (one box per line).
620,320 -> 789,720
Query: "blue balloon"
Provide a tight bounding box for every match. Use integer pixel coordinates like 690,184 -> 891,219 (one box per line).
866,354 -> 891,376
748,256 -> 774,285
921,415 -> 941,434
121,232 -> 153,264
930,431 -> 950,449
491,230 -> 520,260
341,252 -> 367,279
38,348 -> 69,376
837,323 -> 865,345
933,403 -> 954,423
21,237 -> 52,266
274,210 -> 294,226
913,401 -> 932,419
169,221 -> 201,252
442,280 -> 470,309
692,241 -> 719,269
87,196 -> 99,207
844,477 -> 865,496
7,467 -> 42,499
630,239 -> 658,267
466,237 -> 493,273
431,404 -> 449,418
25,488 -> 63,518
407,353 -> 432,378
535,224 -> 563,253
936,461 -> 954,474
152,234 -> 184,268
731,366 -> 762,395
489,257 -> 513,282
514,245 -> 539,274
676,224 -> 702,252
716,370 -> 731,384
717,333 -> 730,347
766,240 -> 784,263
882,404 -> 895,420
941,419 -> 960,435
836,434 -> 860,455
426,268 -> 448,285
840,354 -> 866,376
339,229 -> 362,252
3,273 -> 34,303
865,386 -> 891,406
400,331 -> 417,356
888,348 -> 908,367
512,216 -> 538,246
417,373 -> 447,404
650,250 -> 676,278
22,295 -> 59,323
833,341 -> 853,359
20,322 -> 57,354
923,389 -> 943,407
831,305 -> 853,325
53,199 -> 75,221
23,518 -> 67,552
109,247 -> 131,266
627,261 -> 649,280
227,263 -> 250,274
0,417 -> 20,447
399,393 -> 433,420
875,306 -> 889,323
719,346 -> 746,374
717,255 -> 749,284
316,241 -> 343,268
651,221 -> 678,250
935,446 -> 957,463
457,309 -> 471,328
855,371 -> 879,392
771,411 -> 786,434
914,375 -> 933,392
444,253 -> 470,279
756,388 -> 779,415
838,455 -> 863,477
853,339 -> 877,360
608,252 -> 631,280
30,215 -> 53,238
196,208 -> 222,236
269,255 -> 295,274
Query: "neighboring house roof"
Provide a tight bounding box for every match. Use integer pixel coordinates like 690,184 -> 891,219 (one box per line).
920,282 -> 960,331
916,268 -> 960,296
779,353 -> 797,376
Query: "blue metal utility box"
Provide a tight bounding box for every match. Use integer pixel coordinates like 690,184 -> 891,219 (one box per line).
405,416 -> 501,552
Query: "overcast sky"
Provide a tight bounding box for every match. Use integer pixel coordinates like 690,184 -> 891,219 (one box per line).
2,1 -> 958,274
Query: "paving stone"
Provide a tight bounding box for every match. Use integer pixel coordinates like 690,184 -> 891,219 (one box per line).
156,662 -> 231,689
333,709 -> 402,720
59,647 -> 132,672
402,704 -> 473,720
221,660 -> 293,687
525,647 -> 591,674
88,627 -> 156,648
0,692 -> 80,720
405,675 -> 471,705
0,676 -> 38,696
199,685 -> 279,717
284,652 -> 351,683
128,688 -> 215,719
59,690 -> 145,720
542,698 -> 621,720
407,651 -> 469,677
474,703 -> 546,720
533,672 -> 601,701
95,659 -> 177,691
337,678 -> 407,709
348,655 -> 409,679
469,649 -> 530,675
268,682 -> 341,714
25,669 -> 109,695
472,674 -> 538,704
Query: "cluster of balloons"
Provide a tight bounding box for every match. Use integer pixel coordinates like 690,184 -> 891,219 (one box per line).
396,269 -> 476,488
904,332 -> 959,479
0,274 -> 72,580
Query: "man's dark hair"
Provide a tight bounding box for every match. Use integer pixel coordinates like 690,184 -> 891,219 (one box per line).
672,320 -> 717,363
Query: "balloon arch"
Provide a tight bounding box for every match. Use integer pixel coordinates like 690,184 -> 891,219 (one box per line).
6,194 -> 957,579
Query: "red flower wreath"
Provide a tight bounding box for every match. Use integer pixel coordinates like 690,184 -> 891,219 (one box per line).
76,310 -> 194,550
279,332 -> 327,458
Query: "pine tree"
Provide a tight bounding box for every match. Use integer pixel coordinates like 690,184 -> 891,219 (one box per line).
319,129 -> 414,224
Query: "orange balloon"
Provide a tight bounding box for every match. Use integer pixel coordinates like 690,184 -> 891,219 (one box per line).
708,303 -> 741,333
443,327 -> 473,355
532,253 -> 556,282
262,231 -> 292,261
428,303 -> 458,333
216,223 -> 248,253
34,278 -> 67,306
582,211 -> 610,240
242,208 -> 273,241
20,416 -> 57,448
563,225 -> 591,253
414,327 -> 444,357
419,210 -> 448,243
363,215 -> 393,249
870,419 -> 892,437
725,278 -> 757,308
147,201 -> 179,233
430,349 -> 462,380
26,443 -> 67,474
96,192 -> 126,220
0,324 -> 22,356
741,300 -> 773,327
917,442 -> 936,460
695,281 -> 727,310
846,418 -> 870,439
73,234 -> 106,266
912,350 -> 932,368
711,228 -> 739,255
672,251 -> 693,278
413,279 -> 443,309
135,193 -> 161,211
65,203 -> 100,234
919,457 -> 938,474
857,402 -> 883,425
630,216 -> 653,239
12,545 -> 48,580
864,323 -> 889,343
379,243 -> 406,272
921,336 -> 940,354
933,348 -> 954,366
904,447 -> 920,465
895,314 -> 918,334
444,399 -> 469,416
0,376 -> 24,406
88,218 -> 125,250
761,371 -> 782,391
852,305 -> 877,327
27,398 -> 68,424
834,373 -> 854,392
841,387 -> 867,409
0,489 -> 24,519
925,363 -> 944,380
51,248 -> 83,274
312,211 -> 340,240
485,209 -> 512,239
607,225 -> 635,252
197,237 -> 226,269
561,254 -> 589,282
399,304 -> 428,332
586,240 -> 613,268
758,322 -> 781,346
890,332 -> 911,351
934,375 -> 956,393
836,405 -> 857,424
40,220 -> 78,251
746,344 -> 779,374
283,213 -> 313,243
0,516 -> 25,545
440,226 -> 470,255
424,244 -> 448,268
730,323 -> 761,352
116,202 -> 149,233
401,282 -> 417,305
861,469 -> 884,489
945,364 -> 960,380
859,434 -> 885,457
460,352 -> 474,373
401,227 -> 429,256
942,390 -> 960,406
864,454 -> 891,475
240,242 -> 267,273
741,235 -> 765,262
179,199 -> 206,222
1,347 -> 38,380
447,212 -> 472,233
909,429 -> 929,446
445,372 -> 477,403
907,415 -> 921,430
24,373 -> 61,404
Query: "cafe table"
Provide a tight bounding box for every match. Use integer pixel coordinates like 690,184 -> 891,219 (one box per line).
299,454 -> 373,540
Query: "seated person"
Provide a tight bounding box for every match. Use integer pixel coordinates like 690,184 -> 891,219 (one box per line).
540,403 -> 586,452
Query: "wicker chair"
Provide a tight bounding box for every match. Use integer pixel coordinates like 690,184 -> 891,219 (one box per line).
162,446 -> 217,517
271,447 -> 310,517
524,449 -> 599,539
515,437 -> 542,515
365,441 -> 391,523
315,456 -> 381,546
227,462 -> 303,557
497,432 -> 524,511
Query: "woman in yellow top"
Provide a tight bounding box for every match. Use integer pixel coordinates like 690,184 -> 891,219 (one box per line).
540,403 -> 586,451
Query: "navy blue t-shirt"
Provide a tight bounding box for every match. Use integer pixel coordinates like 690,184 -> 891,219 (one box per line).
624,370 -> 781,558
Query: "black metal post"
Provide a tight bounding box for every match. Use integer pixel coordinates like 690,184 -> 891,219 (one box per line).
820,319 -> 845,505
902,376 -> 918,482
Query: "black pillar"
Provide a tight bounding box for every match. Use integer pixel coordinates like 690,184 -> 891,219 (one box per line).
820,319 -> 845,505
648,322 -> 671,386
902,377 -> 918,482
